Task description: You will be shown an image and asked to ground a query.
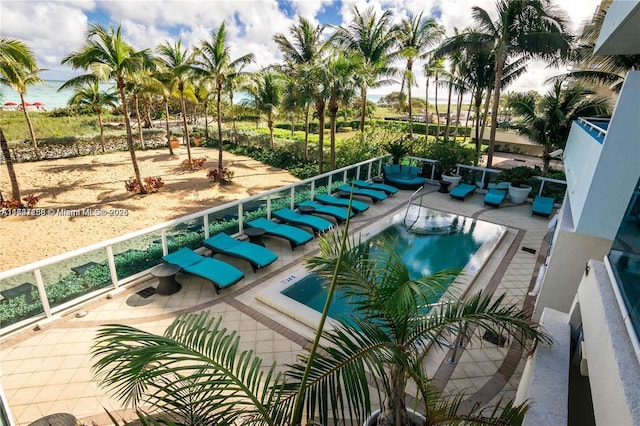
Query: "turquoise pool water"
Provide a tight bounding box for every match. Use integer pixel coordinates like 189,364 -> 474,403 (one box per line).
280,209 -> 502,322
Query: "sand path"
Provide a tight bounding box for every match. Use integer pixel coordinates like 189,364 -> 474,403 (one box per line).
0,146 -> 298,271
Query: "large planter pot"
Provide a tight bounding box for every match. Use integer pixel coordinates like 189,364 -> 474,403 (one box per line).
364,408 -> 426,426
192,137 -> 203,147
508,184 -> 532,204
441,174 -> 462,189
169,138 -> 180,149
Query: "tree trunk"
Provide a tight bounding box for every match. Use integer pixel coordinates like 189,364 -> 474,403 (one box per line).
463,87 -> 475,144
180,91 -> 192,164
164,98 -> 174,155
304,103 -> 310,161
97,109 -> 106,152
134,93 -> 145,149
217,86 -> 224,170
407,60 -> 413,139
359,87 -> 367,132
117,79 -> 144,193
329,99 -> 338,170
230,92 -> 238,145
453,89 -> 463,139
316,99 -> 326,174
479,87 -> 493,163
268,112 -> 274,150
434,74 -> 440,137
0,128 -> 21,201
487,56 -> 505,168
19,93 -> 40,160
424,79 -> 430,138
444,77 -> 453,140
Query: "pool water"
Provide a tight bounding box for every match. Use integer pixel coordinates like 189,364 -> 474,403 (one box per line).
281,209 -> 502,322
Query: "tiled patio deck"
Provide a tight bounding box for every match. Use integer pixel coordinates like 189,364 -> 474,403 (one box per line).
0,184 -> 553,425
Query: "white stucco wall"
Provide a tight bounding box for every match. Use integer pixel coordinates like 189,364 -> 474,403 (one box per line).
577,260 -> 640,425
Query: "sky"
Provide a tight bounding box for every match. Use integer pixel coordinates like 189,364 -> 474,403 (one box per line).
0,0 -> 603,99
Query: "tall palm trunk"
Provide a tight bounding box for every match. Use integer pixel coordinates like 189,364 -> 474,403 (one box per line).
133,93 -> 145,149
0,128 -> 21,201
487,56 -> 505,168
444,77 -> 453,139
304,103 -> 310,161
407,59 -> 414,139
117,79 -> 144,192
216,86 -> 224,170
424,79 -> 430,138
473,87 -> 484,161
453,89 -> 463,139
164,98 -> 174,155
179,91 -> 192,163
230,92 -> 237,145
434,73 -> 440,136
328,98 -> 338,170
479,87 -> 493,161
359,86 -> 367,131
19,93 -> 40,160
463,87 -> 475,143
267,112 -> 274,150
315,99 -> 326,174
96,107 -> 106,152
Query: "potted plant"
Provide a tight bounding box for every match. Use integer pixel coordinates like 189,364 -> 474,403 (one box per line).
424,138 -> 471,189
499,166 -> 540,204
169,133 -> 180,149
191,129 -> 204,147
383,136 -> 413,164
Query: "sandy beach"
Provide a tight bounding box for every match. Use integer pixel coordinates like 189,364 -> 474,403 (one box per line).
0,146 -> 298,271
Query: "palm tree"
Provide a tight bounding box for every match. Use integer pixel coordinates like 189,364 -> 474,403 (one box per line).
507,81 -> 611,175
0,49 -> 44,160
246,69 -> 283,150
62,23 -> 152,193
424,57 -> 444,136
0,37 -> 38,201
330,6 -> 398,131
463,0 -> 573,168
152,69 -> 179,155
326,53 -> 361,169
91,229 -> 549,425
274,17 -> 325,161
194,22 -> 255,171
61,79 -> 118,152
225,61 -> 253,145
395,13 -> 445,138
156,38 -> 195,164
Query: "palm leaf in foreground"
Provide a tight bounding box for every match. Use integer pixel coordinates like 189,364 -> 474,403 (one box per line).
92,311 -> 292,425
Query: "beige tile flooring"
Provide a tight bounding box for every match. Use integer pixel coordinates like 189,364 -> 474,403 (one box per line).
0,184 -> 553,425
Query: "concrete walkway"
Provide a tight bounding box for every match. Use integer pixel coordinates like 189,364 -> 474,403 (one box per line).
0,184 -> 554,425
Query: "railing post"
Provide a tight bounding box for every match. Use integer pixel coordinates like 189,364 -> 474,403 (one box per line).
430,161 -> 436,181
34,269 -> 52,318
106,246 -> 119,288
203,215 -> 210,239
342,170 -> 347,183
290,187 -> 296,210
267,195 -> 272,219
238,204 -> 244,232
328,175 -> 333,194
539,179 -> 545,196
310,180 -> 315,199
367,162 -> 372,180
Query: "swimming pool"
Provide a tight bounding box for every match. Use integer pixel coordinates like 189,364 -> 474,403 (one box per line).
257,207 -> 506,329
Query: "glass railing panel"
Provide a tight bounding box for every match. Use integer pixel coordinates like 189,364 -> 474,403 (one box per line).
208,206 -> 240,237
39,248 -> 113,309
328,170 -> 347,193
270,188 -> 292,212
0,271 -> 44,329
165,219 -> 206,252
609,250 -> 640,338
113,231 -> 164,280
293,182 -> 313,206
534,179 -> 567,204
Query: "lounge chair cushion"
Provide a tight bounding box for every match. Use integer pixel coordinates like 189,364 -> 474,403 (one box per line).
532,196 -> 555,217
298,200 -> 354,223
314,194 -> 370,213
383,164 -> 426,189
484,189 -> 507,207
449,183 -> 476,200
337,184 -> 388,202
247,218 -> 314,249
203,233 -> 278,271
162,247 -> 244,290
353,179 -> 399,195
272,208 -> 334,233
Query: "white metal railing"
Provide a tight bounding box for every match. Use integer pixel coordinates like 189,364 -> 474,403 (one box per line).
578,117 -> 608,140
0,156 -> 388,334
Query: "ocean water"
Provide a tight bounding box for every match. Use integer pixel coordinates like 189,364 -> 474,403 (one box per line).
0,80 -> 114,110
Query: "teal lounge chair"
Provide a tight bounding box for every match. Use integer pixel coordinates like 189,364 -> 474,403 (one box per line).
532,196 -> 555,218
272,208 -> 334,235
484,189 -> 507,207
337,184 -> 388,203
314,193 -> 370,213
162,247 -> 244,293
247,218 -> 313,250
353,179 -> 399,195
297,200 -> 355,224
449,183 -> 476,200
203,233 -> 278,272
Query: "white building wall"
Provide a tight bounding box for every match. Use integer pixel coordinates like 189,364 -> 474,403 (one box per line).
575,260 -> 640,425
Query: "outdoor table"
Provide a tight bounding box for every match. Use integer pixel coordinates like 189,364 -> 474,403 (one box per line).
438,180 -> 451,193
151,263 -> 181,295
244,227 -> 266,246
28,413 -> 77,426
297,205 -> 315,214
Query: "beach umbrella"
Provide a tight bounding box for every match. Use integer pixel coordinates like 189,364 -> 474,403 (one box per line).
33,101 -> 44,106
3,101 -> 17,106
